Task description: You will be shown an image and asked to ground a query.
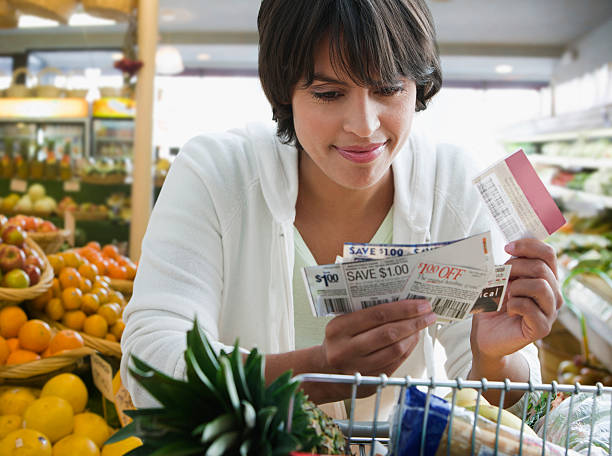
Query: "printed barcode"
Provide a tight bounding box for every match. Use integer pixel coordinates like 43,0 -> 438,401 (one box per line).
476,177 -> 521,240
405,293 -> 426,300
323,298 -> 351,314
431,297 -> 471,320
360,298 -> 392,309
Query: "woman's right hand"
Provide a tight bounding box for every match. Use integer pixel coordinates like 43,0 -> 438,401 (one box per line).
319,299 -> 436,387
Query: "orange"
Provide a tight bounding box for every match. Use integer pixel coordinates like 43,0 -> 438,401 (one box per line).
92,287 -> 110,305
92,260 -> 107,275
78,263 -> 98,282
97,303 -> 121,326
83,315 -> 108,338
59,268 -> 82,290
85,241 -> 101,251
45,298 -> 64,321
61,287 -> 83,311
107,263 -> 127,280
81,278 -> 93,293
47,254 -> 65,275
108,290 -> 126,307
96,275 -> 111,286
0,336 -> 9,365
42,347 -> 52,358
6,338 -> 19,352
48,329 -> 84,354
6,349 -> 40,365
62,311 -> 86,331
110,320 -> 125,340
81,293 -> 100,315
18,319 -> 52,353
0,306 -> 28,339
124,262 -> 137,280
102,244 -> 120,260
30,289 -> 53,312
104,333 -> 117,342
61,251 -> 84,269
51,278 -> 61,298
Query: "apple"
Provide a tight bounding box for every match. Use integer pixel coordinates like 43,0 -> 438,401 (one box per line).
23,264 -> 41,286
24,255 -> 43,270
0,245 -> 25,272
39,221 -> 57,233
1,225 -> 26,247
2,268 -> 30,288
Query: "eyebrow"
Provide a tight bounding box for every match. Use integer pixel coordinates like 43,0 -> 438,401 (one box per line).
311,72 -> 350,86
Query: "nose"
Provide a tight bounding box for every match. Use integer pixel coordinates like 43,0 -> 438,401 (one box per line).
342,90 -> 380,137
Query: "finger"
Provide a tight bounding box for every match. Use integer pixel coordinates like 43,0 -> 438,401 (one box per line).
507,278 -> 557,319
506,258 -> 563,311
360,333 -> 420,372
350,312 -> 436,356
328,299 -> 432,337
505,239 -> 558,279
506,296 -> 553,341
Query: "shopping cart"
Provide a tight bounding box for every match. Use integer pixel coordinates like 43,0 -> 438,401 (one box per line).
289,373 -> 612,456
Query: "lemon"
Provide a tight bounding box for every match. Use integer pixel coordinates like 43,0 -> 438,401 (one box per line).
52,434 -> 99,456
73,413 -> 110,448
0,415 -> 22,439
0,388 -> 37,416
40,374 -> 88,414
0,428 -> 52,456
23,397 -> 73,444
101,436 -> 142,456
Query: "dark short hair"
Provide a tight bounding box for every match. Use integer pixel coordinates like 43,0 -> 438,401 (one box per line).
257,0 -> 442,145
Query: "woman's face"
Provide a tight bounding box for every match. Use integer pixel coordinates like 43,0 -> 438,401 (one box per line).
292,39 -> 417,190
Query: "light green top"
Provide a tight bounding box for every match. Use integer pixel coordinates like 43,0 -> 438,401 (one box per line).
293,207 -> 394,350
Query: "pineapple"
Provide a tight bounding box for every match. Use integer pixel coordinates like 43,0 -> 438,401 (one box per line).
107,319 -> 346,455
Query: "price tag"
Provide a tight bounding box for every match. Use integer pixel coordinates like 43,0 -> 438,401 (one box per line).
91,354 -> 114,401
113,371 -> 135,426
63,180 -> 81,192
9,179 -> 27,193
64,211 -> 75,247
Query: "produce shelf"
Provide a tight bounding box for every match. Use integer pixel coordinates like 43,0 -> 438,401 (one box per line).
528,155 -> 612,169
548,184 -> 612,209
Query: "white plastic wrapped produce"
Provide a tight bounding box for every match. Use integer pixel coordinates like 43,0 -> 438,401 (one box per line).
535,393 -> 611,456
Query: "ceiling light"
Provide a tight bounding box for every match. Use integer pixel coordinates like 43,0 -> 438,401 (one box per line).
69,13 -> 116,26
156,46 -> 184,75
18,15 -> 59,28
495,64 -> 513,74
197,53 -> 211,61
112,53 -> 124,61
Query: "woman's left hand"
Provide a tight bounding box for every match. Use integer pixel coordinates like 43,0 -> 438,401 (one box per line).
470,238 -> 563,361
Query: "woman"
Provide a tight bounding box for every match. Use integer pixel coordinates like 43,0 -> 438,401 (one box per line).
121,0 -> 562,416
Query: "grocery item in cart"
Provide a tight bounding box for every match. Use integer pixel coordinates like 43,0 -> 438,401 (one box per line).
391,386 -> 581,456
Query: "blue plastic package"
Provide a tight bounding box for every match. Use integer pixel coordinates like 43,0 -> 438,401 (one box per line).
394,386 -> 451,456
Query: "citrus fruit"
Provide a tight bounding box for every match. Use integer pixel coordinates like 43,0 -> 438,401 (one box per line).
6,349 -> 40,365
0,415 -> 21,439
23,396 -> 74,443
48,330 -> 84,355
53,434 -> 99,456
58,268 -> 81,290
41,373 -> 88,414
110,320 -> 125,341
106,264 -> 127,280
81,294 -> 100,315
0,307 -> 28,339
102,244 -> 119,260
0,337 -> 9,365
6,338 -> 19,353
0,428 -> 51,455
61,311 -> 86,331
44,298 -> 64,321
61,287 -> 82,311
92,287 -> 110,305
61,251 -> 84,269
97,303 -> 120,326
85,241 -> 101,251
104,334 -> 117,342
51,278 -> 61,298
83,315 -> 108,338
78,263 -> 98,282
81,278 -> 93,293
18,320 -> 52,353
0,388 -> 37,415
47,254 -> 65,275
101,436 -> 142,456
30,289 -> 53,312
73,412 -> 110,447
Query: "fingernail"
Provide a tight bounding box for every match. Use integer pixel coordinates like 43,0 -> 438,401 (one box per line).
417,301 -> 432,313
425,313 -> 437,325
505,242 -> 516,253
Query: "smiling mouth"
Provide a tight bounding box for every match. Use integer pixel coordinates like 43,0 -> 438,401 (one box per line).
334,141 -> 388,164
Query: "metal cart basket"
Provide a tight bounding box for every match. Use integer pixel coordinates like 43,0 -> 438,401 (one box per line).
290,373 -> 612,456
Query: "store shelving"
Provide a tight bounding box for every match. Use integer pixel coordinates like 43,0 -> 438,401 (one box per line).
528,154 -> 612,169
548,184 -> 612,209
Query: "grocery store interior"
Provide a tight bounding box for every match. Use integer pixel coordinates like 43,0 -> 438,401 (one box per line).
0,0 -> 610,455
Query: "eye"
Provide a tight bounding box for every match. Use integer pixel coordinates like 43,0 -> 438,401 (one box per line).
312,91 -> 343,102
376,86 -> 404,96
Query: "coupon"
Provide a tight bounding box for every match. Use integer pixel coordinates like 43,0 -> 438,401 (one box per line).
472,149 -> 566,243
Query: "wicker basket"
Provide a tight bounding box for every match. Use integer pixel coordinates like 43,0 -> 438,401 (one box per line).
28,229 -> 70,254
82,0 -> 135,21
80,174 -> 127,185
39,316 -> 121,358
8,0 -> 78,23
0,347 -> 95,381
0,0 -> 17,28
0,237 -> 53,306
109,278 -> 132,296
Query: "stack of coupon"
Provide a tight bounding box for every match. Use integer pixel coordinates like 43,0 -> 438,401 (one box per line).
302,149 -> 567,324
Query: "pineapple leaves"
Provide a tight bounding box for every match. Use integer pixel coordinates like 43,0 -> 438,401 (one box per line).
219,357 -> 241,412
230,340 -> 252,403
147,440 -> 205,456
105,421 -> 139,445
205,431 -> 241,456
186,318 -> 221,380
198,413 -> 238,443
